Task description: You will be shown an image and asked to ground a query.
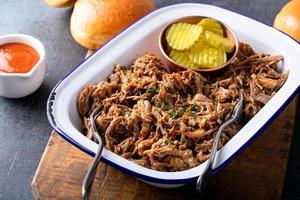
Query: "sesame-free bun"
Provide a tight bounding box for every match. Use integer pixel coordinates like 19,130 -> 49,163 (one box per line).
45,0 -> 77,8
274,0 -> 300,42
70,0 -> 156,49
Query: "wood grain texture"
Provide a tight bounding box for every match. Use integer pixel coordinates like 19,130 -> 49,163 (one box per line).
31,97 -> 298,200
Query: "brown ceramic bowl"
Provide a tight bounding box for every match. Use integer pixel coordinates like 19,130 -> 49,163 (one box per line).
159,16 -> 239,73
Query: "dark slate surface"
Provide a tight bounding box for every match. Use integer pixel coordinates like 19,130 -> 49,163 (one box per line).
0,0 -> 298,199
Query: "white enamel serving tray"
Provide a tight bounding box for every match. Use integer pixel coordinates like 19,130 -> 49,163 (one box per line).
47,3 -> 300,188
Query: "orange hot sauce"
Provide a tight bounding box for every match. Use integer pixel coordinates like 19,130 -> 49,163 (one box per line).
0,43 -> 39,73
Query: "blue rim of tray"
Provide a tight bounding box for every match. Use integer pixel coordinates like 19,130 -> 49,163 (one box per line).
47,3 -> 300,184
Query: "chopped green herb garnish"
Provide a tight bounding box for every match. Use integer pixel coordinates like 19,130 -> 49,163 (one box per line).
169,108 -> 187,118
186,106 -> 197,116
177,108 -> 187,117
146,86 -> 160,94
164,99 -> 172,107
189,111 -> 197,117
145,96 -> 152,101
191,104 -> 197,111
169,109 -> 177,118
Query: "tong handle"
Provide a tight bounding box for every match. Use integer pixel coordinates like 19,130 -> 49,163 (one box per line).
196,117 -> 236,193
196,91 -> 243,193
82,106 -> 104,200
82,141 -> 103,200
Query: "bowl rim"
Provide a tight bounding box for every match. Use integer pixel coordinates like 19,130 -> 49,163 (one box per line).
0,34 -> 45,78
159,15 -> 239,72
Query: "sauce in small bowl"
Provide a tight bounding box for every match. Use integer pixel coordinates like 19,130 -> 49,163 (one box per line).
0,34 -> 46,98
0,43 -> 40,73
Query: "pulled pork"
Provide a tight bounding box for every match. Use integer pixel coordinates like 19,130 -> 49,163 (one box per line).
77,43 -> 288,171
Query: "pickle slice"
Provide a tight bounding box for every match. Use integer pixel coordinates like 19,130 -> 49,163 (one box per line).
190,37 -> 211,51
204,31 -> 235,53
189,47 -> 227,68
169,49 -> 195,68
198,18 -> 223,35
166,22 -> 203,51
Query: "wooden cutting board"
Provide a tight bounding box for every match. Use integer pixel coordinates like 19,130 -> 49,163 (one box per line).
31,95 -> 298,200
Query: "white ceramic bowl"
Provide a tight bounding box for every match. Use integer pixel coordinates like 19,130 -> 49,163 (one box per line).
0,34 -> 46,98
47,4 -> 300,188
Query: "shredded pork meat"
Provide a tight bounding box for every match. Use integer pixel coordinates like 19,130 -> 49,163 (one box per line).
77,43 -> 288,171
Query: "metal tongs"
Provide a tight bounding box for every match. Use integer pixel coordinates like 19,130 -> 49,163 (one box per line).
82,105 -> 104,200
196,91 -> 244,193
82,92 -> 243,197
